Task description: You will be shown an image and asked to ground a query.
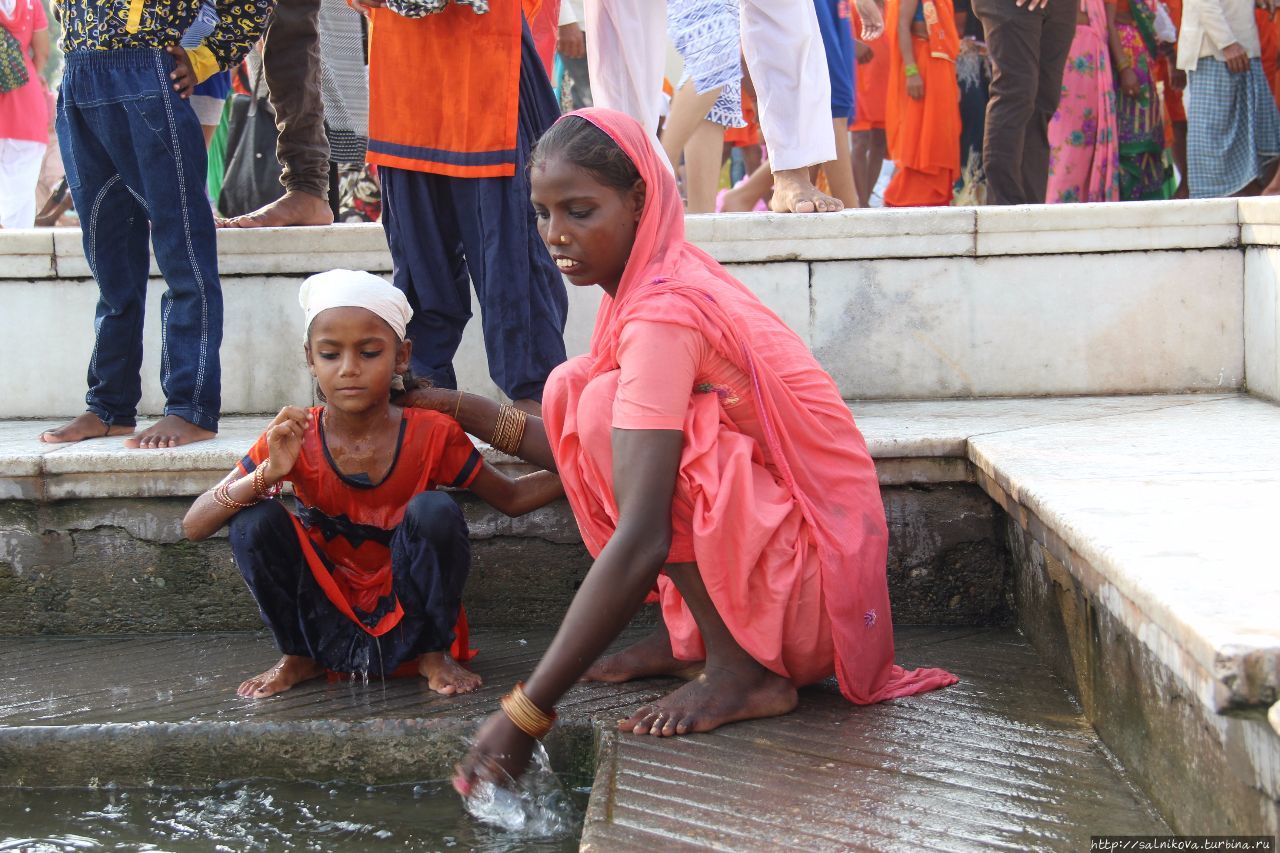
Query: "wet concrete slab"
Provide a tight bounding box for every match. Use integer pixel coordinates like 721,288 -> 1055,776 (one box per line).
0,626 -> 1168,849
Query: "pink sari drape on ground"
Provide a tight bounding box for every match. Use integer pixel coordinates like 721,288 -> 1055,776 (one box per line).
540,108 -> 958,705
1047,0 -> 1121,202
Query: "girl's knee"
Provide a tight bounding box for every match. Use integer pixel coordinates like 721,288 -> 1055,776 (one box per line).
228,499 -> 292,547
403,491 -> 467,544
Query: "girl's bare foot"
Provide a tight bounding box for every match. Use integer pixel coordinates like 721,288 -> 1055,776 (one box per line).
618,662 -> 797,737
238,654 -> 326,698
218,190 -> 335,228
582,623 -> 703,683
39,412 -> 134,443
124,415 -> 216,449
418,651 -> 482,695
770,167 -> 844,213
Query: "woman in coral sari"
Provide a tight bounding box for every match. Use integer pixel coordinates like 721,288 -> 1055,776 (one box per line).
446,107 -> 956,788
1046,0 -> 1121,202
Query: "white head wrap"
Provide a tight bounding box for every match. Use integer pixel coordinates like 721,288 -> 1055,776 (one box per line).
299,269 -> 413,341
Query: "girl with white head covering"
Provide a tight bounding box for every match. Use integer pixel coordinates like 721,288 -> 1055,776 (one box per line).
183,269 -> 563,698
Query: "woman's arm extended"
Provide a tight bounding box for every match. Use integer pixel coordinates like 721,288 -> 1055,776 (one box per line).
455,426 -> 684,785
404,388 -> 558,473
466,463 -> 565,517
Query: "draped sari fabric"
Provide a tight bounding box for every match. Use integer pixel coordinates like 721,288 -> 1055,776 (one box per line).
540,108 -> 958,704
1046,0 -> 1121,202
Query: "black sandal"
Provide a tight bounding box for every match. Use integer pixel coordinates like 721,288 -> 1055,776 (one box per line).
35,178 -> 72,227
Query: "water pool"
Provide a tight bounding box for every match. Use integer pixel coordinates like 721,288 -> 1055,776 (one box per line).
0,779 -> 587,852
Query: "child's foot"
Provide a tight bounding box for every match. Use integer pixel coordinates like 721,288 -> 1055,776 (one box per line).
124,415 -> 216,449
218,190 -> 335,228
618,662 -> 797,737
418,651 -> 482,695
237,654 -> 326,698
40,412 -> 135,443
770,167 -> 844,213
582,624 -> 703,683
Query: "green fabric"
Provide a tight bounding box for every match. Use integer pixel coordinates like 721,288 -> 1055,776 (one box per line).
206,95 -> 232,206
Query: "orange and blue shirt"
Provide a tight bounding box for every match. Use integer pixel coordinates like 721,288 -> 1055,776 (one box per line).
367,0 -> 524,178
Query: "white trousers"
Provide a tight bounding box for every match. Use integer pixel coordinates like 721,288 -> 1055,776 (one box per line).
584,0 -> 834,170
0,138 -> 46,228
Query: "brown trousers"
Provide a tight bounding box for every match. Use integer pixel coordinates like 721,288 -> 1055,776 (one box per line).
261,0 -> 331,199
972,0 -> 1076,204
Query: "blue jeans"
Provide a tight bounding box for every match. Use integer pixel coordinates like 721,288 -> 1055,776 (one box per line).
58,49 -> 222,432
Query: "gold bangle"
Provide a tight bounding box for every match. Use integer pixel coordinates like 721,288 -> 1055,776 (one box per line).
453,391 -> 464,421
500,681 -> 556,739
252,459 -> 268,497
212,478 -> 256,510
491,404 -> 527,456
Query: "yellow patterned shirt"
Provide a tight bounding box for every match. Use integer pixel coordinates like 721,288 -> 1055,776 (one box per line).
55,0 -> 273,81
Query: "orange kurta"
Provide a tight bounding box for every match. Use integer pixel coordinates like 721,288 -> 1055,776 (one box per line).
884,0 -> 961,206
368,0 -> 522,178
1257,8 -> 1280,105
851,11 -> 889,131
1160,0 -> 1187,122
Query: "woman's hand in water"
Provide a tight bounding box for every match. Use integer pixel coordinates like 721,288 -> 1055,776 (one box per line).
453,711 -> 536,795
264,407 -> 310,483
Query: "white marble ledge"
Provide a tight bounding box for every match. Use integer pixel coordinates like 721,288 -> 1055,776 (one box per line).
8,197 -> 1264,280
974,198 -> 1241,256
851,393 -> 1236,458
0,416 -> 529,481
0,392 -> 1242,486
0,228 -> 56,279
966,394 -> 1280,712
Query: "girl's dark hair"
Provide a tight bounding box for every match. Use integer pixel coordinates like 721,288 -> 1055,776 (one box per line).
530,116 -> 642,193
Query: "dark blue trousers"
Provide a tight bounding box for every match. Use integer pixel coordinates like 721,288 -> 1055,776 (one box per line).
228,493 -> 472,676
380,22 -> 566,403
57,49 -> 222,432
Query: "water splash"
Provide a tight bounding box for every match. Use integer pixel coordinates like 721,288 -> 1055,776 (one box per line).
460,742 -> 579,839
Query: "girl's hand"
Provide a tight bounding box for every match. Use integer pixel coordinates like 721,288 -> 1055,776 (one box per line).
453,711 -> 537,795
264,406 -> 310,482
1119,66 -> 1141,97
907,74 -> 925,100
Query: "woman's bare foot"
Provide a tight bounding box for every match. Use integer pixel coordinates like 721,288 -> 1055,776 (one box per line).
418,651 -> 483,695
124,415 -> 216,449
618,662 -> 797,737
582,623 -> 703,683
218,190 -> 334,228
770,167 -> 844,213
39,412 -> 134,444
238,654 -> 326,698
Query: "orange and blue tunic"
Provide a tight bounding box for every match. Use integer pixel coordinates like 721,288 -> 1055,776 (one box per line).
228,407 -> 481,674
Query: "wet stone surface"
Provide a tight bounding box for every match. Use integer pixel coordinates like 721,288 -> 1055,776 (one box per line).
0,626 -> 1169,850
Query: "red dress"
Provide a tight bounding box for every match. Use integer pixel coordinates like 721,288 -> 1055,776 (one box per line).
232,407 -> 481,665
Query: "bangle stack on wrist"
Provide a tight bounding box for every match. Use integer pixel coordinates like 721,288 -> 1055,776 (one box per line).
500,682 -> 556,739
491,404 -> 528,456
210,459 -> 280,510
904,62 -> 920,77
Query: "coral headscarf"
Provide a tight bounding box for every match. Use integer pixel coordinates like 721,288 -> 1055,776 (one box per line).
552,108 -> 958,704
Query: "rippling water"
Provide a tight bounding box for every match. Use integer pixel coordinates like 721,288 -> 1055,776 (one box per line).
0,777 -> 586,852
